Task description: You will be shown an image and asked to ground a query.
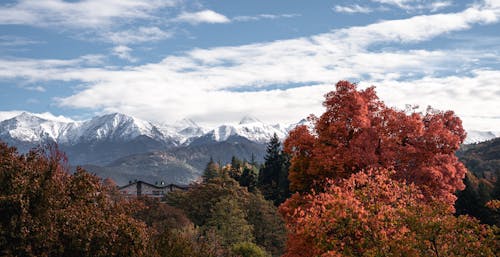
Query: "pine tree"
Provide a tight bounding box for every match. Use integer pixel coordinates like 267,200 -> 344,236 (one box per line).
229,156 -> 244,181
258,133 -> 290,205
240,165 -> 259,192
203,157 -> 220,182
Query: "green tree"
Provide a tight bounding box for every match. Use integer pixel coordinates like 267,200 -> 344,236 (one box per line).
166,176 -> 247,227
154,226 -> 226,257
229,156 -> 244,181
258,133 -> 290,205
203,157 -> 221,182
240,165 -> 259,192
167,174 -> 286,256
205,196 -> 255,247
246,192 -> 286,257
231,242 -> 270,257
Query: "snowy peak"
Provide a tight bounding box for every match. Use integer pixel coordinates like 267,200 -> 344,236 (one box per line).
286,118 -> 315,133
464,130 -> 500,144
0,112 -> 71,142
206,116 -> 287,143
176,118 -> 200,129
239,115 -> 262,125
1,111 -> 499,146
75,113 -> 164,142
210,125 -> 238,142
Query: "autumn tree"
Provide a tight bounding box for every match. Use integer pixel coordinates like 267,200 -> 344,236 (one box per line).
258,133 -> 291,205
279,169 -> 498,257
0,142 -> 150,257
284,81 -> 467,205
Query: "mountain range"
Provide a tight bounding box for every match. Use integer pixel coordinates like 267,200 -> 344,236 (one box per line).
0,112 -> 296,185
0,111 -> 497,185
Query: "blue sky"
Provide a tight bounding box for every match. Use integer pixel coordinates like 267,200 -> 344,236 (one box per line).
0,0 -> 499,131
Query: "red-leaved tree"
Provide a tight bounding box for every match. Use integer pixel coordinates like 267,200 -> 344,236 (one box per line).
284,81 -> 467,205
279,169 -> 498,257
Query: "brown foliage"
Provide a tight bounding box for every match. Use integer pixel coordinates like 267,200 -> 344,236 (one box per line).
0,142 -> 150,257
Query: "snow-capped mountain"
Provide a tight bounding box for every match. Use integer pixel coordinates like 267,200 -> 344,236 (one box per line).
203,115 -> 287,143
0,112 -> 202,146
0,112 -> 73,142
1,112 -> 497,147
157,118 -> 207,144
70,113 -> 167,143
1,111 -> 498,185
464,130 -> 500,144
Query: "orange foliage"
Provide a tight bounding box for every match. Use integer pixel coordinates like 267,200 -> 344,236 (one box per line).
284,81 -> 467,205
279,169 -> 498,257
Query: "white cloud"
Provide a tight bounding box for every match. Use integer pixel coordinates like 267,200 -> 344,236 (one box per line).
0,35 -> 42,47
0,1 -> 178,45
24,85 -> 46,92
112,45 -> 137,62
0,3 -> 499,129
333,5 -> 373,14
0,0 -> 176,28
372,0 -> 452,11
174,10 -> 230,25
366,70 -> 500,131
233,13 -> 300,22
105,27 -> 172,45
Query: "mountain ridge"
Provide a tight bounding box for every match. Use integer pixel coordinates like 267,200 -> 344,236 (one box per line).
0,111 -> 497,146
1,111 -> 498,185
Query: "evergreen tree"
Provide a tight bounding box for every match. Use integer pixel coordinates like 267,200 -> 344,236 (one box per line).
240,165 -> 259,192
258,133 -> 290,205
229,156 -> 244,181
203,157 -> 220,182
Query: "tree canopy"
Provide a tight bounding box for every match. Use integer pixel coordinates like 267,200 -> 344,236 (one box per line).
284,81 -> 467,205
0,143 -> 150,257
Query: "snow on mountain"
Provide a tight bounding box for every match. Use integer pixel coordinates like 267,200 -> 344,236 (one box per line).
0,112 -> 174,144
239,115 -> 262,125
0,111 -> 74,123
174,118 -> 207,139
70,113 -> 166,142
156,118 -> 207,144
0,112 -> 72,142
1,111 -> 498,146
286,118 -> 316,134
0,110 -> 24,122
205,115 -> 287,143
464,130 -> 500,144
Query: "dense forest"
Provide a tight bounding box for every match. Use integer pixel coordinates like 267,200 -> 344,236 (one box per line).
456,137 -> 500,226
1,81 -> 499,257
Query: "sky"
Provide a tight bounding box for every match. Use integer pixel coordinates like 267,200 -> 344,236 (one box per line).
0,0 -> 499,130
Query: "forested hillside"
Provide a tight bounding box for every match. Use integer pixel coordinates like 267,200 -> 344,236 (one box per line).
456,138 -> 500,226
